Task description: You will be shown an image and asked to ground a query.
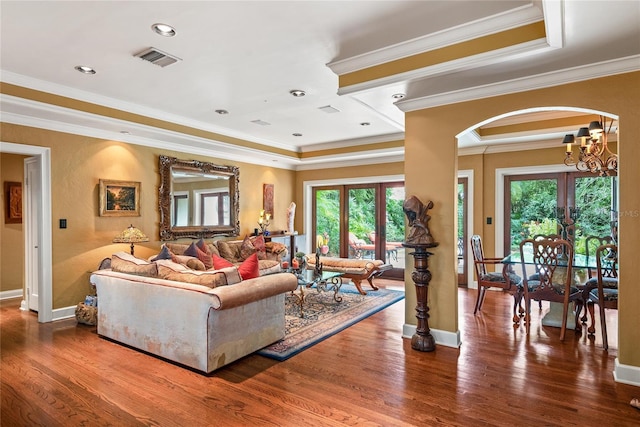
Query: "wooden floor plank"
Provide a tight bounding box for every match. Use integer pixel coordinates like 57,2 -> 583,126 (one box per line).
1,281 -> 638,426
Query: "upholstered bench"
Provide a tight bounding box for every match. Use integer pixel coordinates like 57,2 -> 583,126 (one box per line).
304,255 -> 391,295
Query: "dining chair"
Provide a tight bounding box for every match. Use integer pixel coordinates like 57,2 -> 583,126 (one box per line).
584,235 -> 614,279
583,243 -> 618,350
518,237 -> 583,340
470,235 -> 523,323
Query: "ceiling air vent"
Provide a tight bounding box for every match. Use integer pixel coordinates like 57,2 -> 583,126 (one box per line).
134,47 -> 181,67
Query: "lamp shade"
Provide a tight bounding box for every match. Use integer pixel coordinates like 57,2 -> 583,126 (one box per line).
113,224 -> 149,243
562,134 -> 575,144
588,120 -> 603,134
576,127 -> 591,138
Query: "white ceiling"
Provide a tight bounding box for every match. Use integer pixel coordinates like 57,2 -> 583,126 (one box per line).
1,1 -> 639,169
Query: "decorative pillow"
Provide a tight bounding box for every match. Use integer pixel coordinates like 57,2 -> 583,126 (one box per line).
196,238 -> 211,255
174,255 -> 206,271
206,243 -> 220,257
240,235 -> 257,260
152,245 -> 174,261
250,235 -> 267,260
212,253 -> 234,270
238,253 -> 260,280
184,242 -> 213,270
156,260 -> 241,287
111,252 -> 158,277
217,240 -> 241,263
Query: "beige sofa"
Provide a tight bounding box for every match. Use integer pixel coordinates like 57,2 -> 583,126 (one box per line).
90,252 -> 297,373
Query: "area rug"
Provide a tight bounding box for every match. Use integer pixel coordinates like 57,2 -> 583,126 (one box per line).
257,283 -> 404,361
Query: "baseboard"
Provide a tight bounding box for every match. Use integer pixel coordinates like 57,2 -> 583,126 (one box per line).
614,358 -> 640,387
0,289 -> 23,300
402,324 -> 462,348
52,305 -> 77,321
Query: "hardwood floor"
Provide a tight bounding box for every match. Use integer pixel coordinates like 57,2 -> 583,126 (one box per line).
2,280 -> 638,426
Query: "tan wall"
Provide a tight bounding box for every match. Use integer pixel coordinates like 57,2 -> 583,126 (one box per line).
1,153 -> 26,292
0,123 -> 295,309
406,71 -> 640,368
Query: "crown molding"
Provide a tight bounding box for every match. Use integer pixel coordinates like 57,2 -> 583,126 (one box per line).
336,39 -> 551,97
397,55 -> 640,112
300,132 -> 404,152
1,70 -> 294,152
327,3 -> 542,75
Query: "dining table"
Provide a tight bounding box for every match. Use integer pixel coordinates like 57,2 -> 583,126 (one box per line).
501,252 -> 596,330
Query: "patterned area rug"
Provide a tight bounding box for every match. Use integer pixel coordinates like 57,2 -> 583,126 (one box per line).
257,283 -> 404,361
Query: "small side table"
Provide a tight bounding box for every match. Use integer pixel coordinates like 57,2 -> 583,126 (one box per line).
287,269 -> 343,317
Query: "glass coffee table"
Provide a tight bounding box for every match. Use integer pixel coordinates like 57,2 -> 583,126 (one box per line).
288,268 -> 343,317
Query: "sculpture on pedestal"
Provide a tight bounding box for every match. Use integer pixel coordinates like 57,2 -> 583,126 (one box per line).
402,196 -> 438,352
287,202 -> 296,234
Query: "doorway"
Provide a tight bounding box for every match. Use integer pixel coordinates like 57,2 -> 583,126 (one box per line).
312,181 -> 405,279
0,142 -> 52,322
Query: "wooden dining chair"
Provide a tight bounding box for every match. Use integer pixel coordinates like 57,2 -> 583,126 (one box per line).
583,243 -> 618,350
518,237 -> 582,340
470,235 -> 523,323
584,235 -> 614,279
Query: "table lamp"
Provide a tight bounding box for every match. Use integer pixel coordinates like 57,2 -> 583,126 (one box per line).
113,224 -> 149,255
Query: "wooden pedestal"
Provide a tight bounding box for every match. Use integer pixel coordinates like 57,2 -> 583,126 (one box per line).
403,242 -> 438,352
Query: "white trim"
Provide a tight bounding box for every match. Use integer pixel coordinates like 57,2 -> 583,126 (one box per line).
52,305 -> 77,322
458,169 -> 475,289
327,3 -> 543,74
337,39 -> 551,96
402,324 -> 462,349
494,163 -> 569,257
0,289 -> 23,300
0,142 -> 52,323
397,55 -> 640,113
302,175 -> 404,254
614,358 -> 640,387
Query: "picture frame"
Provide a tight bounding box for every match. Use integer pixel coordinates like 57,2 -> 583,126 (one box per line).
263,183 -> 274,218
4,181 -> 22,224
99,179 -> 140,217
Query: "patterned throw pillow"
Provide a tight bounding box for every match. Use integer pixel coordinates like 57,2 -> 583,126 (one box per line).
184,242 -> 213,270
196,238 -> 211,255
240,235 -> 257,260
251,235 -> 267,260
217,241 -> 240,263
156,259 -> 241,287
111,252 -> 158,277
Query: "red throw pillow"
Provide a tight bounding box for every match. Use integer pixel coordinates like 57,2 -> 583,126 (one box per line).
212,253 -> 234,270
238,253 -> 260,280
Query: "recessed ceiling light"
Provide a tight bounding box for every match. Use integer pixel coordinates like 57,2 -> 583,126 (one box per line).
215,109 -> 229,115
360,122 -> 371,126
290,89 -> 306,97
74,65 -> 96,74
392,93 -> 405,99
152,23 -> 176,37
293,133 -> 303,137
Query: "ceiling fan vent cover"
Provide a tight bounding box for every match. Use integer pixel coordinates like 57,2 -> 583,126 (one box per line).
134,47 -> 181,67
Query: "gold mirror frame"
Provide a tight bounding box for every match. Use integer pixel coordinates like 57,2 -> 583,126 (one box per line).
159,155 -> 240,240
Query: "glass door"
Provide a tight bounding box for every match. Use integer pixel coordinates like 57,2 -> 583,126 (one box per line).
457,178 -> 468,286
313,182 -> 405,279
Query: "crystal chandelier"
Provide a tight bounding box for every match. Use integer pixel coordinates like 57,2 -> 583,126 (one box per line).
562,116 -> 618,176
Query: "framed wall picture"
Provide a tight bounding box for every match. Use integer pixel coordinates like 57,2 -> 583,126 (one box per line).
99,179 -> 141,217
4,181 -> 22,224
263,183 -> 274,218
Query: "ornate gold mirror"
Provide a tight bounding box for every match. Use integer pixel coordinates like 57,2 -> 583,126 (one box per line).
159,155 -> 240,240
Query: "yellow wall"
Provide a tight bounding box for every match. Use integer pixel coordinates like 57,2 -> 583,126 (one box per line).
1,153 -> 26,292
0,123 -> 295,309
406,71 -> 640,368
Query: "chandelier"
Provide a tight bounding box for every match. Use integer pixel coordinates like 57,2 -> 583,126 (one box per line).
562,115 -> 618,176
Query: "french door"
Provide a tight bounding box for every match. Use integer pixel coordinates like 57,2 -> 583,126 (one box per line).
505,171 -> 617,255
312,182 -> 405,279
458,178 -> 468,287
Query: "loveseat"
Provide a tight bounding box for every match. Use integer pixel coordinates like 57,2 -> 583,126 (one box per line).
90,251 -> 297,373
